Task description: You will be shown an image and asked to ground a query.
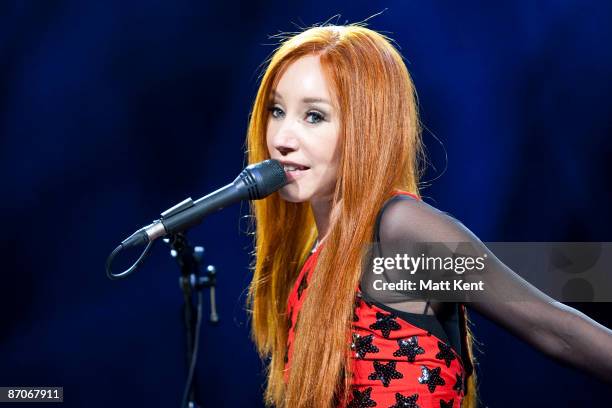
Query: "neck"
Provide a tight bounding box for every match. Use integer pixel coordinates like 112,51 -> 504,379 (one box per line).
310,196 -> 334,242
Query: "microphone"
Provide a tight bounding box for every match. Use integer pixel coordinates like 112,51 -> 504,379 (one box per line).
120,159 -> 287,248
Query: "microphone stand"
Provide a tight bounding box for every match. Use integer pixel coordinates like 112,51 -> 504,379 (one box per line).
105,161 -> 287,406
163,232 -> 219,408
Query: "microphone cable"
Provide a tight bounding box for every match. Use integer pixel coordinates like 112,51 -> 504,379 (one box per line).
181,291 -> 203,408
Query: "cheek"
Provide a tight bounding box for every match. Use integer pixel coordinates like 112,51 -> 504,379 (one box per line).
329,140 -> 341,169
312,137 -> 341,183
323,129 -> 342,168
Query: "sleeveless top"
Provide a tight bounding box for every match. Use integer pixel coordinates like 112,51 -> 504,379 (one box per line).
284,192 -> 467,408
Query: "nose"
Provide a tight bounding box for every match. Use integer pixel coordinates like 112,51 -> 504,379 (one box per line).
271,126 -> 299,156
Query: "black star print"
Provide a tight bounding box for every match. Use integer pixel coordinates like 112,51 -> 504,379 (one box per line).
453,373 -> 463,393
435,342 -> 456,368
393,336 -> 425,362
439,398 -> 454,408
417,366 -> 446,393
297,273 -> 309,299
347,387 -> 377,408
368,361 -> 403,387
369,312 -> 401,339
390,392 -> 420,408
351,333 -> 380,359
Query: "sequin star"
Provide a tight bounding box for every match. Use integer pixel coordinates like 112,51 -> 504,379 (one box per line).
297,273 -> 309,299
389,392 -> 420,408
435,342 -> 456,368
393,336 -> 425,362
417,366 -> 445,393
453,373 -> 463,393
368,361 -> 403,387
347,387 -> 377,408
369,312 -> 401,339
351,333 -> 380,359
439,398 -> 454,408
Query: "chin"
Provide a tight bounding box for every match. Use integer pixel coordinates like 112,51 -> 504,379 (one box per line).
277,184 -> 312,203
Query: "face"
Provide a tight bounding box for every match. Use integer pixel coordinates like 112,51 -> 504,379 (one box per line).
266,54 -> 341,204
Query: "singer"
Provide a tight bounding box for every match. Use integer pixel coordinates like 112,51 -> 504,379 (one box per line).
245,25 -> 612,408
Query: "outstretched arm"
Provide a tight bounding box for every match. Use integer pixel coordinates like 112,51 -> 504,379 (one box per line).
369,194 -> 612,383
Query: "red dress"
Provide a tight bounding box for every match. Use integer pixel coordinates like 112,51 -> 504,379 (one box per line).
285,193 -> 466,408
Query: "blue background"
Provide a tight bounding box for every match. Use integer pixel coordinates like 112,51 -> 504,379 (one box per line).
1,1 -> 611,406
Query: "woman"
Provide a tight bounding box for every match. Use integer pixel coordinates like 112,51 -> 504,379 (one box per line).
246,24 -> 612,407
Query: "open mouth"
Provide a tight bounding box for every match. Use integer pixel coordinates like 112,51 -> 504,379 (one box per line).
283,164 -> 310,172
281,163 -> 310,182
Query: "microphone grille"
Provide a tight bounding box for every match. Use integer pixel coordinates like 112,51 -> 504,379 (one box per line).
243,159 -> 288,200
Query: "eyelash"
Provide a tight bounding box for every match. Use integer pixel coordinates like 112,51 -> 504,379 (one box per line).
267,106 -> 326,124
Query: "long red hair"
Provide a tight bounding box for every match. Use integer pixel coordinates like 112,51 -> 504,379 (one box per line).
246,24 -> 477,407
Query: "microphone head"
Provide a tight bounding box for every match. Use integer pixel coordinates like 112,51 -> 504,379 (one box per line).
237,159 -> 288,200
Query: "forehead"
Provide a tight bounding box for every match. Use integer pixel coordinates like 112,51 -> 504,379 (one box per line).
274,55 -> 333,101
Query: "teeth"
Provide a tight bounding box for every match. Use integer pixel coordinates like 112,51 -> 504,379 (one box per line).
284,165 -> 298,171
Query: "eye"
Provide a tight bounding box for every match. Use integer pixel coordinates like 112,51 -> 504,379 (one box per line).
268,105 -> 285,119
305,110 -> 325,124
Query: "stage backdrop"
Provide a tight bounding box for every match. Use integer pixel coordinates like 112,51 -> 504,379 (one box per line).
1,1 -> 611,406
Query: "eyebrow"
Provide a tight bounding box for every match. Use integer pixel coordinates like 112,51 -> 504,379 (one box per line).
272,91 -> 332,106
